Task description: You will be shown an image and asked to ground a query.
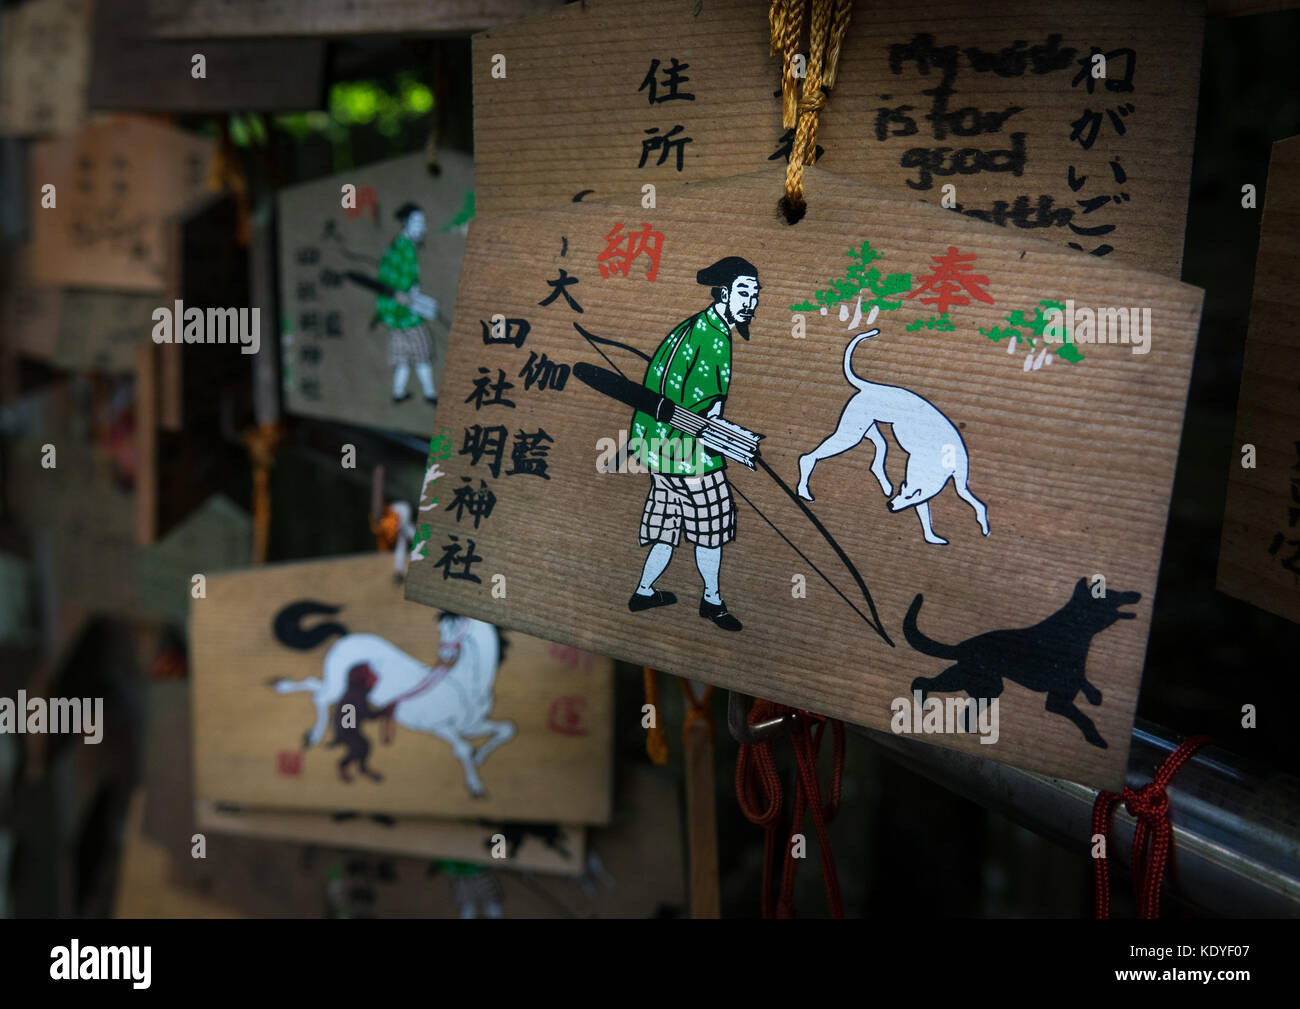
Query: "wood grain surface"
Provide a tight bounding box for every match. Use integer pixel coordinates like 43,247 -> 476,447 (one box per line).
404,167 -> 1204,789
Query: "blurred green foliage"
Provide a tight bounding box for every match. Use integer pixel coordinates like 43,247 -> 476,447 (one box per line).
225,71 -> 435,171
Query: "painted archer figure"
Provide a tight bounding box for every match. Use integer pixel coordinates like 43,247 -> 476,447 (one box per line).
628,256 -> 760,632
378,203 -> 439,404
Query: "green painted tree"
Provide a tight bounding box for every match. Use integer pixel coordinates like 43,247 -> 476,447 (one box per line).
978,299 -> 1084,362
790,241 -> 914,313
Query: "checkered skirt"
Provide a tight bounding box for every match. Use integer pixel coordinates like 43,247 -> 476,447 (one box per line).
639,468 -> 735,549
388,323 -> 433,365
451,872 -> 504,908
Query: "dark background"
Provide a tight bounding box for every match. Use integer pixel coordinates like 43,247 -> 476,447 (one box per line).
2,7 -> 1298,919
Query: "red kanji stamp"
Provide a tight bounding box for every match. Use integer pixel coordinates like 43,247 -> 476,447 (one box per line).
277,749 -> 303,776
548,696 -> 588,736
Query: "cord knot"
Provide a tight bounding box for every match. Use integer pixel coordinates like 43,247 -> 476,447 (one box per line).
798,89 -> 827,115
1122,782 -> 1170,822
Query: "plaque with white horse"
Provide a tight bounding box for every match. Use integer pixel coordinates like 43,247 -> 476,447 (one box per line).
191,553 -> 612,824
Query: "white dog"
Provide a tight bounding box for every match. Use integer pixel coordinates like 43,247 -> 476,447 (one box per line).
796,322 -> 989,546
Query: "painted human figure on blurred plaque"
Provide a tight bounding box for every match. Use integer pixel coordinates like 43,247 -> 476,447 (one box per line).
378,203 -> 439,404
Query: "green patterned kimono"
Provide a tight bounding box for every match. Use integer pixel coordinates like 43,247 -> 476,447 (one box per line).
631,305 -> 733,476
376,234 -> 421,330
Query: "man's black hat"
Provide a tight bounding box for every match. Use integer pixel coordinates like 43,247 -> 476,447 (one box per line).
696,256 -> 760,288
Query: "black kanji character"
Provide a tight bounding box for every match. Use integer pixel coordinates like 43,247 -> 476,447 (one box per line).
460,424 -> 508,479
518,351 -> 570,392
506,429 -> 554,479
538,269 -> 584,313
465,368 -> 517,411
433,534 -> 484,583
639,125 -> 693,172
446,477 -> 497,529
639,58 -> 695,104
480,317 -> 531,347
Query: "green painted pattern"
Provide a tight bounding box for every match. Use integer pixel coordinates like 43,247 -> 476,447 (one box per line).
376,235 -> 421,329
979,299 -> 1083,362
632,306 -> 732,475
440,190 -> 475,232
790,242 -> 913,314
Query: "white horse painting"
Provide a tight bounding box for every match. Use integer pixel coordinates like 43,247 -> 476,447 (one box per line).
269,602 -> 515,797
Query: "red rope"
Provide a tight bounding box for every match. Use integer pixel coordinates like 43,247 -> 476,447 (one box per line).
1091,734 -> 1212,919
735,700 -> 783,919
735,699 -> 845,918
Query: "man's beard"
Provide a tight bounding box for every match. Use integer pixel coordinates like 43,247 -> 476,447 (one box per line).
723,303 -> 753,339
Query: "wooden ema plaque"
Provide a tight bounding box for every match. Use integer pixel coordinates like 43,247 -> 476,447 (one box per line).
404,167 -> 1204,789
470,0 -> 1203,278
277,151 -> 475,436
192,553 -> 613,823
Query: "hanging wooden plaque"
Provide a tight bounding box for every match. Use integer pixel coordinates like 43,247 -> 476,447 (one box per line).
28,116 -> 213,291
0,0 -> 92,136
403,167 -> 1204,789
192,553 -> 613,822
471,0 -> 1202,278
277,151 -> 475,436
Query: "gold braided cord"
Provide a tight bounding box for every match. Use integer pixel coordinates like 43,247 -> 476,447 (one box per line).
798,0 -> 832,164
777,0 -> 853,218
823,0 -> 852,88
774,0 -> 803,129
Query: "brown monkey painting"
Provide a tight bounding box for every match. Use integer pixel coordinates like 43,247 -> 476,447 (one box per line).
328,661 -> 393,783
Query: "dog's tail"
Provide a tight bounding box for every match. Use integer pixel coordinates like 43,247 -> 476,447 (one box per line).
902,594 -> 960,658
273,601 -> 348,650
843,329 -> 880,392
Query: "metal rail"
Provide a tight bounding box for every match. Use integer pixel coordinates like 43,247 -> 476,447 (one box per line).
727,693 -> 1300,917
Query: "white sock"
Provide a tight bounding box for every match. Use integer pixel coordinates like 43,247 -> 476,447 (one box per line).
637,542 -> 673,594
392,363 -> 410,397
696,545 -> 722,605
416,362 -> 436,399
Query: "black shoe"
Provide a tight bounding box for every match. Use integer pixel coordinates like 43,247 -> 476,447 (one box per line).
628,589 -> 677,612
393,392 -> 411,404
424,393 -> 438,405
699,597 -> 742,631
